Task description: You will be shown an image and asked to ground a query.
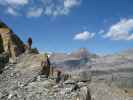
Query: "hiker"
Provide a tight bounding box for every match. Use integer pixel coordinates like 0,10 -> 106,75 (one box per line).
41,53 -> 51,78
27,37 -> 32,50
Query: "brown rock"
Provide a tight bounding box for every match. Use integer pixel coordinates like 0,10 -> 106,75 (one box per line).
0,21 -> 25,58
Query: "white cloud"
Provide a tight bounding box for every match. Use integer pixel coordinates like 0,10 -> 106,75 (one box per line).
7,7 -> 19,16
74,31 -> 95,41
27,8 -> 43,17
103,18 -> 133,40
0,0 -> 81,17
7,0 -> 28,5
44,5 -> 69,16
44,0 -> 81,16
64,0 -> 80,8
128,34 -> 133,40
99,29 -> 104,34
0,0 -> 28,6
44,5 -> 54,16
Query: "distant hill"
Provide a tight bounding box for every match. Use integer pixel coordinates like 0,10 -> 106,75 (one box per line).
50,48 -> 98,70
69,48 -> 98,59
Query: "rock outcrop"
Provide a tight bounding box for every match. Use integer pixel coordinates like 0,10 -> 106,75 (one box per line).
0,21 -> 25,59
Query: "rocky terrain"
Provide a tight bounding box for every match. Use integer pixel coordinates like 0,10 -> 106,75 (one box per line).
0,53 -> 133,100
0,21 -> 133,100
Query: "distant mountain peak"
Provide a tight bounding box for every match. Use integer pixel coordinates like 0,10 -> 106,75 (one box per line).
69,48 -> 90,59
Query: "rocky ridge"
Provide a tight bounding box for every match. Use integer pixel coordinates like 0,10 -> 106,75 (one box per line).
0,21 -> 133,100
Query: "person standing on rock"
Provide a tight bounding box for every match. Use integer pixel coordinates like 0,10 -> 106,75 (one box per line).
41,53 -> 51,78
27,37 -> 32,50
25,37 -> 32,53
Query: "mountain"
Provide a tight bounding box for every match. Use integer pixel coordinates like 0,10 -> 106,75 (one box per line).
69,48 -> 98,59
50,48 -> 98,70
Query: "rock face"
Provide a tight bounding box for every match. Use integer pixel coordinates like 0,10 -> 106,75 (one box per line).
0,53 -> 9,73
0,21 -> 25,58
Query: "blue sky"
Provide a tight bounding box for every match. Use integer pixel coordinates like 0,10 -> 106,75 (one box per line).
0,0 -> 133,54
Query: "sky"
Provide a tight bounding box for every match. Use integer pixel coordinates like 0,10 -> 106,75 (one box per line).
0,0 -> 133,54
